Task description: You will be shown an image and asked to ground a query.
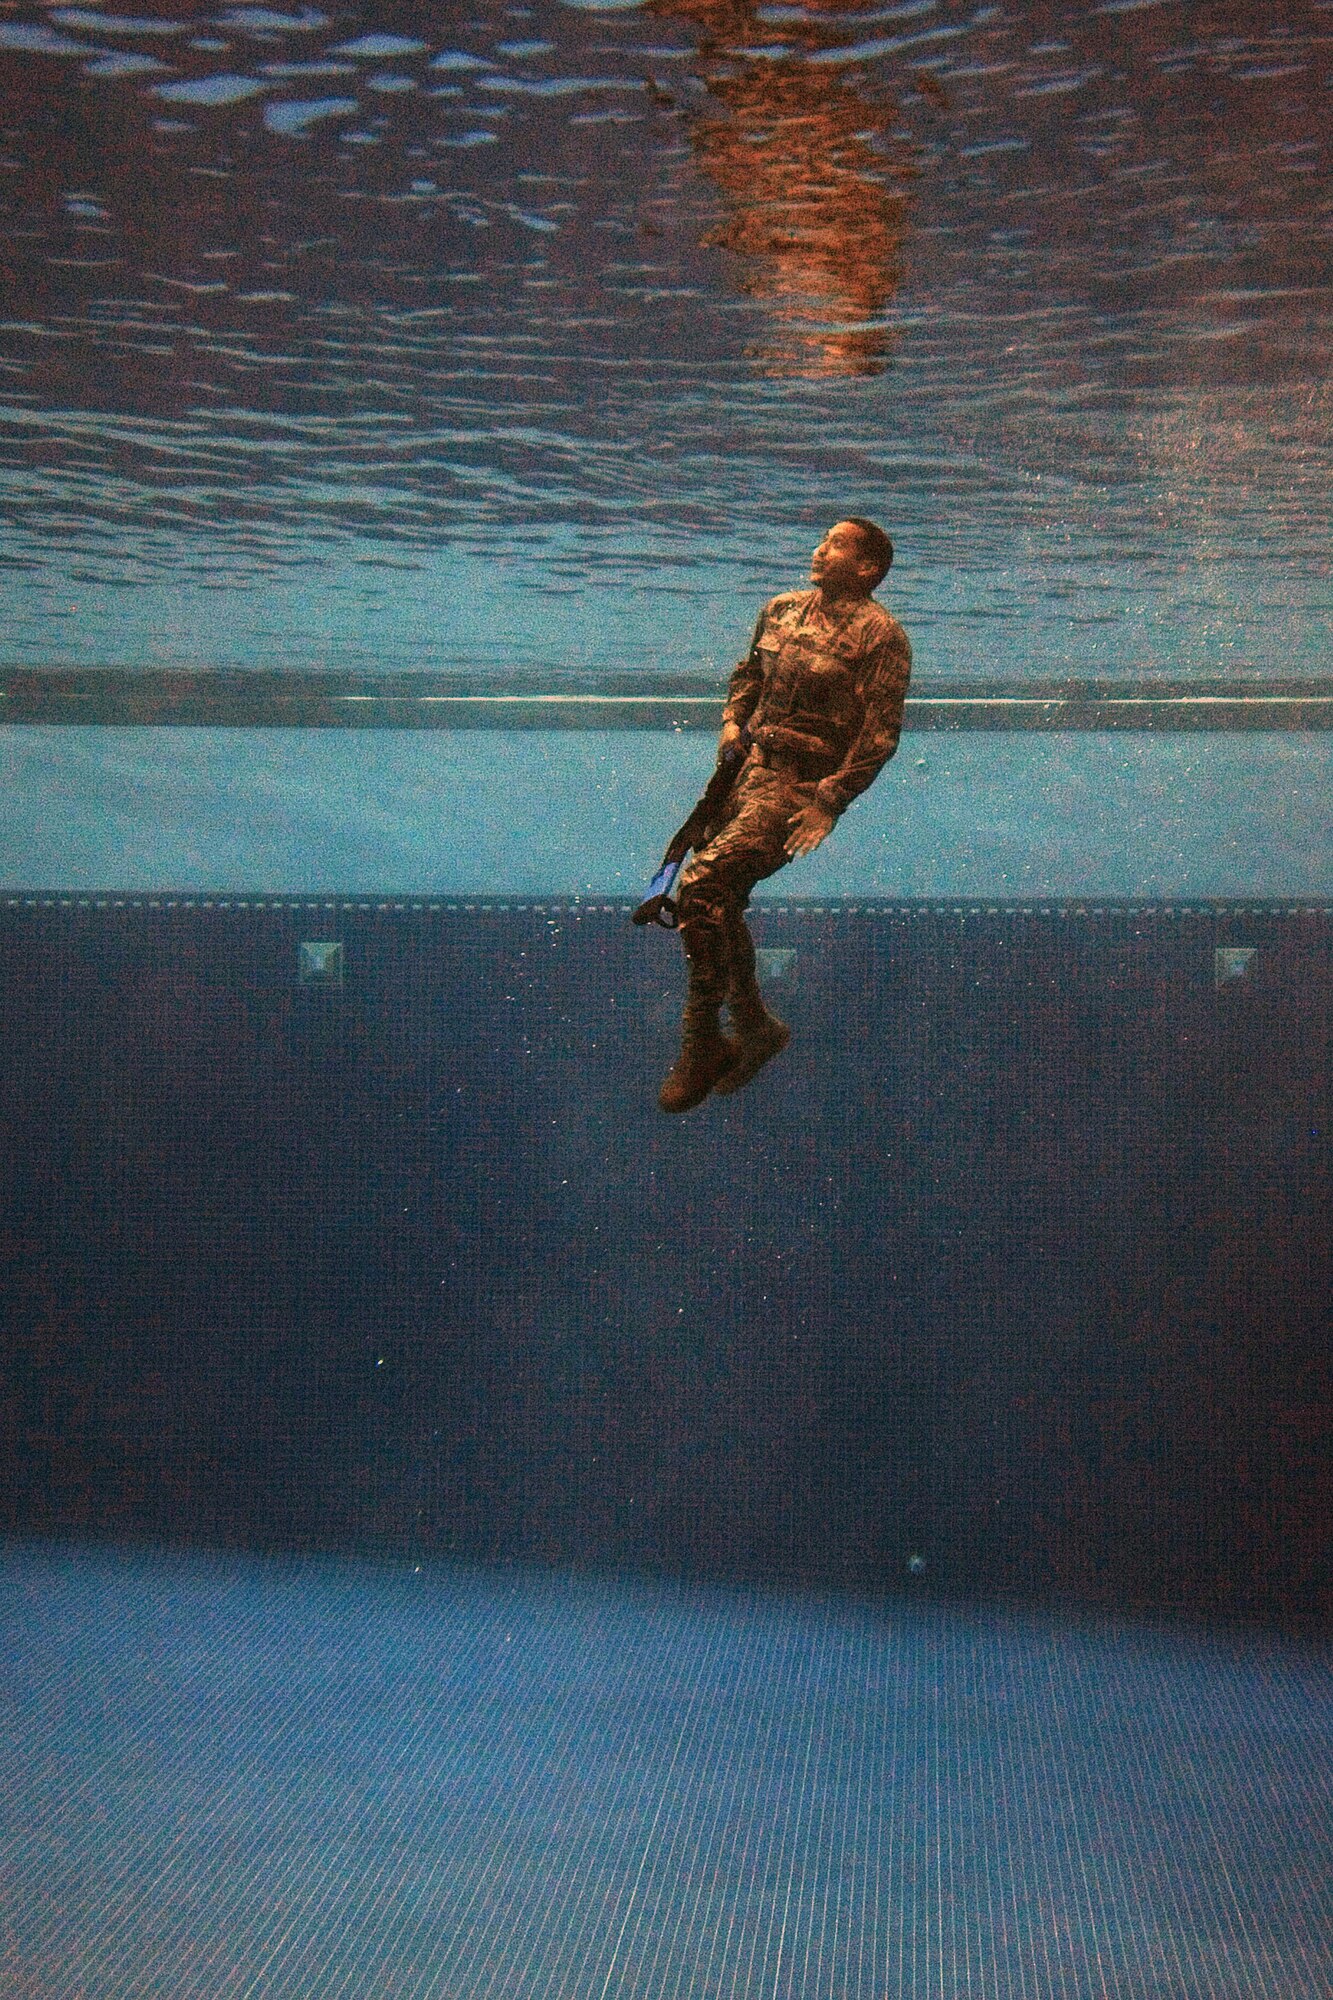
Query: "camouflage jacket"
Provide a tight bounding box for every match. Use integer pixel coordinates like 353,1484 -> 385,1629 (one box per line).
722,588 -> 912,816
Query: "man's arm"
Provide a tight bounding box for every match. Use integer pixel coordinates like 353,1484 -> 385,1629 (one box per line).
812,626 -> 912,819
718,607 -> 768,753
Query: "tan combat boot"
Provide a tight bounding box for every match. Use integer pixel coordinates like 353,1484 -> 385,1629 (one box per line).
658,1005 -> 737,1113
712,993 -> 790,1096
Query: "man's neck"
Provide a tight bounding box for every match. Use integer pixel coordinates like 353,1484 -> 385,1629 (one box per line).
812,584 -> 871,615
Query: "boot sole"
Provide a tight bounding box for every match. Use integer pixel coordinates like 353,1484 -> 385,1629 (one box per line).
711,1020 -> 791,1096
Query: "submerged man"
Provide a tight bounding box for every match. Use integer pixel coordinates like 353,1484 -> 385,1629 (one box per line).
659,516 -> 911,1113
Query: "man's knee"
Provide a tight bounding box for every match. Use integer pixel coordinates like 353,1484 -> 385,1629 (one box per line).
676,854 -> 727,917
676,879 -> 727,940
681,836 -> 763,907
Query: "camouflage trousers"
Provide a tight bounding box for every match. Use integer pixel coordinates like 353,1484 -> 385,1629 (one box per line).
675,759 -> 814,1019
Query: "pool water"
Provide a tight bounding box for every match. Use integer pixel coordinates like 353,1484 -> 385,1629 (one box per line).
0,0 -> 1328,681
2,2 -> 1330,1995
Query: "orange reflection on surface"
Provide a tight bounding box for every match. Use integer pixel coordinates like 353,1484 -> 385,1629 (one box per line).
652,1 -> 917,377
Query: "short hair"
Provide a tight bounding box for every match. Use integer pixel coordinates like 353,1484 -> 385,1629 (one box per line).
843,517 -> 894,586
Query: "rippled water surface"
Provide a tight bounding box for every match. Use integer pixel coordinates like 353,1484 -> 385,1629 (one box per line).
1,0 -> 1329,677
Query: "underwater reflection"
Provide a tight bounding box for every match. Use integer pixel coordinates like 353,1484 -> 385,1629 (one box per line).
652,0 -> 918,376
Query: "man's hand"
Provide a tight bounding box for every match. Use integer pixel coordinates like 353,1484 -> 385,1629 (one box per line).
785,801 -> 836,859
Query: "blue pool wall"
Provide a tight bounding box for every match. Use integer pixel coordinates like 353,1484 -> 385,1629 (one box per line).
2,897 -> 1328,1635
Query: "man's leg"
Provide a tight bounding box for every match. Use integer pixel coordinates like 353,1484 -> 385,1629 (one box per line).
656,880 -> 738,1113
657,766 -> 798,1112
711,900 -> 790,1096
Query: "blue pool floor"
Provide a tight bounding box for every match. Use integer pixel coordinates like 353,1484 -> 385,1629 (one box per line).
2,1544 -> 1330,2000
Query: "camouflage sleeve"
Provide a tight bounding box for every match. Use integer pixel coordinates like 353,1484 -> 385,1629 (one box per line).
814,623 -> 912,817
721,605 -> 770,732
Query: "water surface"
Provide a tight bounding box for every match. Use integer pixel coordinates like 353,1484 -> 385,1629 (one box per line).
1,0 -> 1329,677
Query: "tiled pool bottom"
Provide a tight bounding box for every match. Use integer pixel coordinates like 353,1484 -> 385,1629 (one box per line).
2,1546 -> 1329,2000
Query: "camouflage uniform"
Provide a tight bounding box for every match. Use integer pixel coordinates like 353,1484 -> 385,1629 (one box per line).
675,588 -> 911,1025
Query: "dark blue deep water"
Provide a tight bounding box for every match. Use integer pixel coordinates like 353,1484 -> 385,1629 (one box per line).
2,895 -> 1331,1994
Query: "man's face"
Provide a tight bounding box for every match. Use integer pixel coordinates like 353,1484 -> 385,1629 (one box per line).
810,521 -> 873,596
